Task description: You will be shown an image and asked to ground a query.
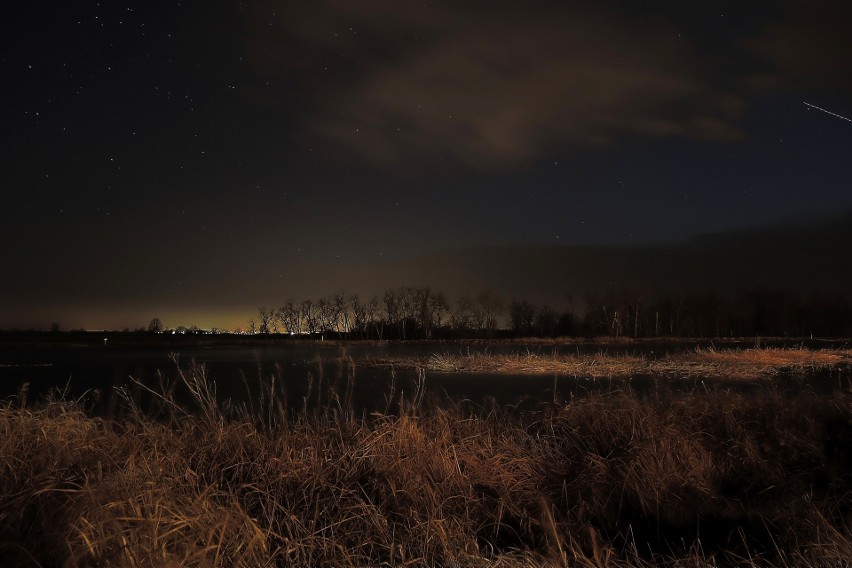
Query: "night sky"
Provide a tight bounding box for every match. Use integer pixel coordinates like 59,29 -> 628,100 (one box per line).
3,1 -> 852,330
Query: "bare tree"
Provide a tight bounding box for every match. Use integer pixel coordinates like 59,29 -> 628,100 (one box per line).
279,301 -> 301,335
317,296 -> 340,335
332,292 -> 349,333
383,289 -> 399,338
429,291 -> 450,332
147,317 -> 164,333
509,300 -> 535,336
366,296 -> 382,339
610,310 -> 623,338
453,295 -> 477,332
301,300 -> 319,335
583,290 -> 615,336
257,307 -> 273,334
478,289 -> 504,337
630,296 -> 641,338
398,287 -> 416,340
349,294 -> 367,339
534,305 -> 558,337
413,287 -> 433,338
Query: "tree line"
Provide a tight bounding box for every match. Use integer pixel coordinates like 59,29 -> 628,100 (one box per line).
247,288 -> 503,340
212,286 -> 852,340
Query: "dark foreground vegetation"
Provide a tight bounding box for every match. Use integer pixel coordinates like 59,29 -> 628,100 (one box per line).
1,360 -> 851,567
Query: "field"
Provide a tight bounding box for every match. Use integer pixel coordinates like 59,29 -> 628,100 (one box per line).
1,342 -> 851,567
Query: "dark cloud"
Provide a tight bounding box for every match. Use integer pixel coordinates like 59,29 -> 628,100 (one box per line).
745,2 -> 852,95
244,2 -> 747,172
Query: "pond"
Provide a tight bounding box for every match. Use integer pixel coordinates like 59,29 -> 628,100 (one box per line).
2,338 -> 848,416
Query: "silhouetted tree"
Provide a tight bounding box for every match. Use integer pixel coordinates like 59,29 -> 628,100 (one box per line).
301,300 -> 319,335
333,292 -> 350,333
534,305 -> 558,337
412,287 -> 433,338
398,287 -> 416,340
147,318 -> 164,333
349,294 -> 367,339
259,284 -> 850,340
316,297 -> 334,334
509,300 -> 535,336
382,289 -> 398,338
279,301 -> 301,334
557,311 -> 575,336
257,307 -> 273,334
364,296 -> 385,339
428,291 -> 450,335
452,295 -> 478,333
478,289 -> 504,337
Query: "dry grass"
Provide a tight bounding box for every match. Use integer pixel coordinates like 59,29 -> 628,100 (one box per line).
690,346 -> 852,365
423,352 -> 647,377
366,347 -> 852,380
0,362 -> 850,567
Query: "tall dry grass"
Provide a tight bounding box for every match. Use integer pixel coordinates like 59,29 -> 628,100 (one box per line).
0,361 -> 850,567
374,347 -> 852,380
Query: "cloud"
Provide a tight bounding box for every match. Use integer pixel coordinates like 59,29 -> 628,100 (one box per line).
243,2 -> 745,172
745,2 -> 852,95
